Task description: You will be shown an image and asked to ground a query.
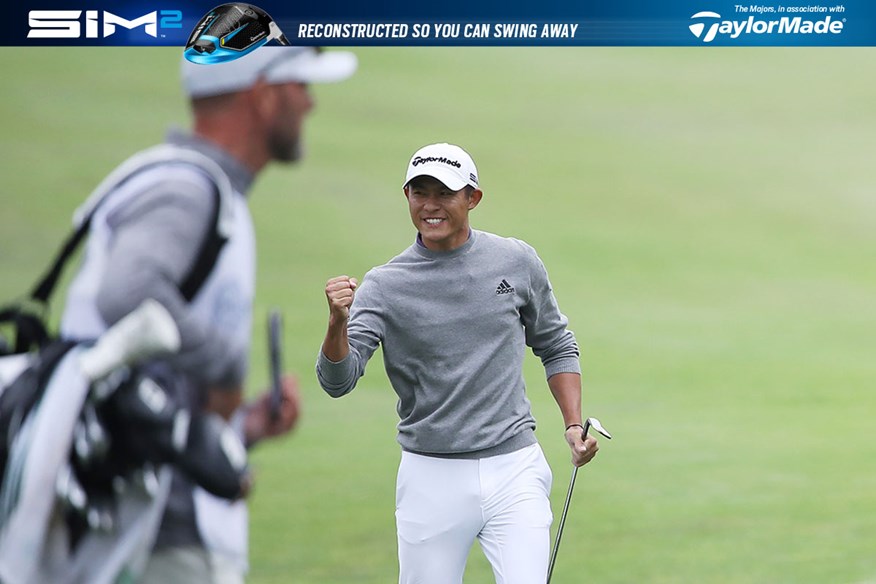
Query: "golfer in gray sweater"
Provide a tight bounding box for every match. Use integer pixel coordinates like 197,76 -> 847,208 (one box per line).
317,143 -> 600,584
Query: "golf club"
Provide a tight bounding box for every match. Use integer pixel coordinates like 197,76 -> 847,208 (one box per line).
184,3 -> 290,65
267,309 -> 283,422
546,417 -> 612,584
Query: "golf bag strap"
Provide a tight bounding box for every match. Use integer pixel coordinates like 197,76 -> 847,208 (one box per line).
0,307 -> 51,354
29,214 -> 93,305
178,183 -> 225,302
27,160 -> 228,308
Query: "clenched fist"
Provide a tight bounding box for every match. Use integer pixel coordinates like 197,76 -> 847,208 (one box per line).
325,275 -> 359,322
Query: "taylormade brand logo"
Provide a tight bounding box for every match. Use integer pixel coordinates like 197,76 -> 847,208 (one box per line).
412,156 -> 462,169
688,10 -> 844,43
28,9 -> 183,39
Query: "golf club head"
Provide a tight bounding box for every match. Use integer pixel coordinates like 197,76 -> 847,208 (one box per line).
184,3 -> 290,65
584,417 -> 612,440
56,463 -> 88,513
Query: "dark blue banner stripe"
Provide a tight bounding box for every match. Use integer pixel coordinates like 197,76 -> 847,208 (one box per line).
8,0 -> 875,46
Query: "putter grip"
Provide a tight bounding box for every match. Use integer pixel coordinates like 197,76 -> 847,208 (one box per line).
268,310 -> 283,420
78,299 -> 181,382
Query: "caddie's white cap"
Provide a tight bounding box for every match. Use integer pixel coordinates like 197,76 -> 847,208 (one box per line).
181,46 -> 357,99
403,143 -> 479,191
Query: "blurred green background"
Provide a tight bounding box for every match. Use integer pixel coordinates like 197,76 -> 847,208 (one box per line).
1,48 -> 874,583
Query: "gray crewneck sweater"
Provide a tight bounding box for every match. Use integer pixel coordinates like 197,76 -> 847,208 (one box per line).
317,229 -> 580,458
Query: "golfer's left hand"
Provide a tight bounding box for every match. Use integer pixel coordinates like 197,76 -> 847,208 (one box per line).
244,374 -> 301,445
564,426 -> 599,467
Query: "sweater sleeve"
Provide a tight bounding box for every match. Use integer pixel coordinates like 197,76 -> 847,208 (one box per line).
518,243 -> 581,379
316,269 -> 385,397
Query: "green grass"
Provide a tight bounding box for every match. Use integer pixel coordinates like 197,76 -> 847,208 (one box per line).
1,47 -> 875,583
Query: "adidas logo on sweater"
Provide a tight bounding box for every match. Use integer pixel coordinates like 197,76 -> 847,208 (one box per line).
496,279 -> 515,295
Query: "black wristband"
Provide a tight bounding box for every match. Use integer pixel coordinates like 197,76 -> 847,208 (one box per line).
565,423 -> 585,432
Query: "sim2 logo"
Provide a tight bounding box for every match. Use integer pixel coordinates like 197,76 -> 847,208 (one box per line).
28,9 -> 183,39
688,10 -> 845,43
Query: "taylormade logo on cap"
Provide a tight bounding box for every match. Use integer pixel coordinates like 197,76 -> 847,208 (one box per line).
404,143 -> 479,191
412,156 -> 462,169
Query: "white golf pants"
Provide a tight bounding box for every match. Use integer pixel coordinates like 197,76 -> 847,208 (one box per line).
396,443 -> 553,584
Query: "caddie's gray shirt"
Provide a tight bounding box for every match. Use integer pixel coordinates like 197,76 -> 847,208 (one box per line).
317,229 -> 580,458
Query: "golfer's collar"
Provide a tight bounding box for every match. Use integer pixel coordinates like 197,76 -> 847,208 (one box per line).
413,229 -> 476,259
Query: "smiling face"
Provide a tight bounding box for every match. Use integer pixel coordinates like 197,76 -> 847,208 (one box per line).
404,175 -> 483,251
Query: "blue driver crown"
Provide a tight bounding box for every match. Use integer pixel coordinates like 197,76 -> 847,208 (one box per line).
184,3 -> 290,64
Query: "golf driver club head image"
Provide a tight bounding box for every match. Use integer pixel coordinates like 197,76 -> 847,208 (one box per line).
184,3 -> 290,64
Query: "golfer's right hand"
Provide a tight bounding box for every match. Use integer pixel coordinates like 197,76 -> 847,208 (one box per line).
325,276 -> 358,322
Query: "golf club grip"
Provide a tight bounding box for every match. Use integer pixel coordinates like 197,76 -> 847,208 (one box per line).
268,310 -> 283,421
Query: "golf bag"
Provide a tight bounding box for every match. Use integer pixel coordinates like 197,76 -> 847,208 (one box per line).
0,146 -> 242,583
0,300 -> 251,584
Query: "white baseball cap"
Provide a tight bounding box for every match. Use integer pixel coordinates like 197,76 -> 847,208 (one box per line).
403,143 -> 479,191
181,46 -> 357,99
